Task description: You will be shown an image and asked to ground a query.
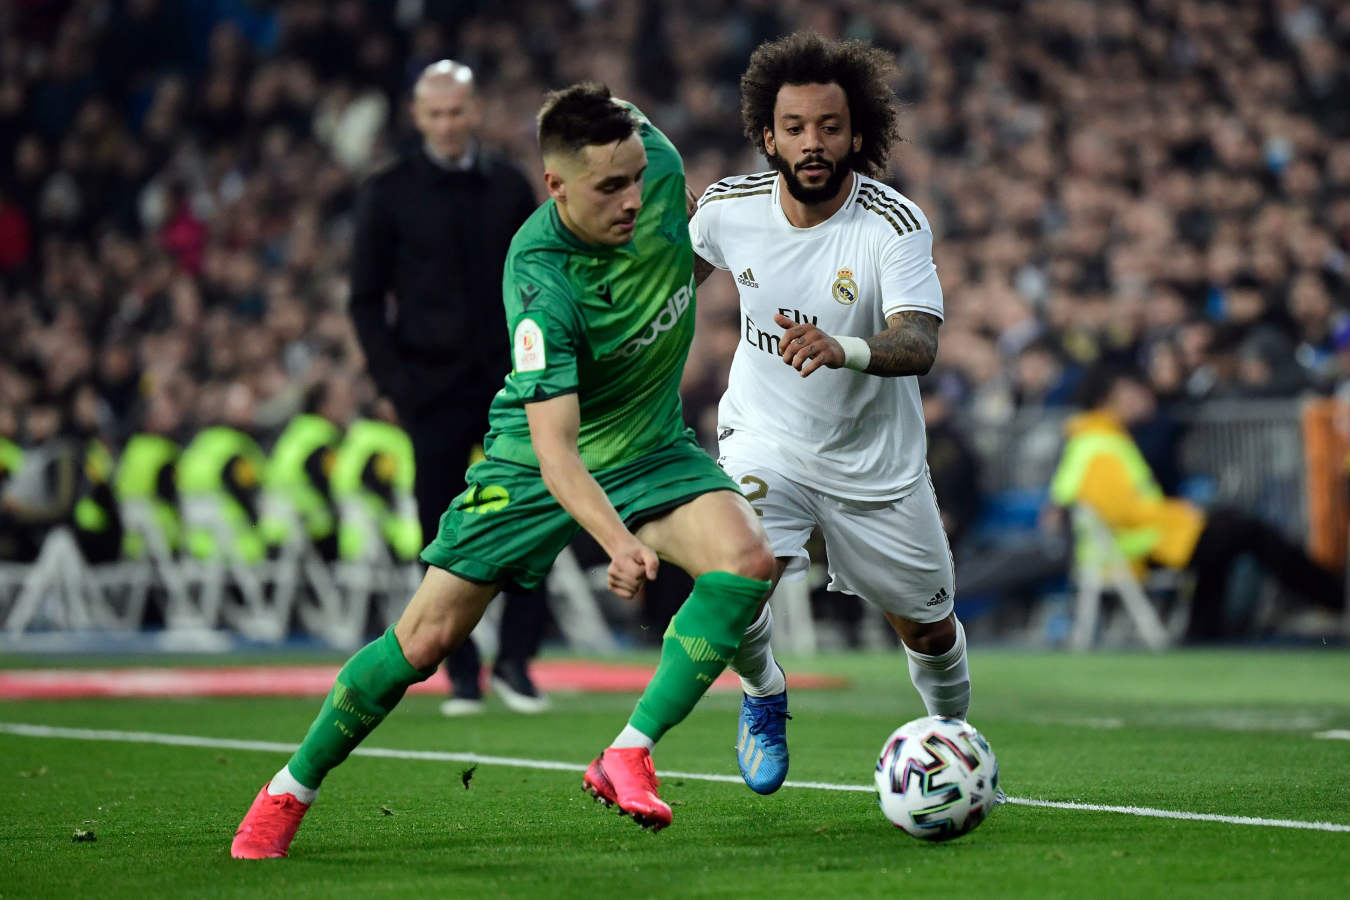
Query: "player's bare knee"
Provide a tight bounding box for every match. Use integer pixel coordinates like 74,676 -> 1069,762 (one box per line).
895,613 -> 957,656
394,607 -> 469,670
395,620 -> 454,671
728,540 -> 776,583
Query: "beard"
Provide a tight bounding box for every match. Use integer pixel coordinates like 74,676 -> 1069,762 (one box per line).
770,152 -> 853,204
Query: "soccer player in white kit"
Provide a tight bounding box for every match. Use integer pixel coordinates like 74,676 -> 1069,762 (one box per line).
688,32 -> 970,795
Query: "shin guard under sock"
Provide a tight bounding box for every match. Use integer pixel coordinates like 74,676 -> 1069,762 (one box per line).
904,617 -> 971,720
627,571 -> 770,742
730,603 -> 786,697
287,626 -> 435,789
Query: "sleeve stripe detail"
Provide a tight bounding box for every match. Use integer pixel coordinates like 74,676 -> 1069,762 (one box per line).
699,188 -> 772,206
707,171 -> 775,190
522,386 -> 579,404
856,186 -> 924,232
701,172 -> 776,198
856,196 -> 913,239
857,185 -> 923,230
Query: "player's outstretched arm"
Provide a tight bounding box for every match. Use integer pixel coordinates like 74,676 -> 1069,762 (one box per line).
525,395 -> 659,598
773,310 -> 940,378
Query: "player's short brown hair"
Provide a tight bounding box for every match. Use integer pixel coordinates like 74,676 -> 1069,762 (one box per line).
740,32 -> 901,178
537,83 -> 638,159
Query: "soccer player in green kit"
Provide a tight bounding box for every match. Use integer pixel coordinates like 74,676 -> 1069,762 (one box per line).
231,84 -> 774,857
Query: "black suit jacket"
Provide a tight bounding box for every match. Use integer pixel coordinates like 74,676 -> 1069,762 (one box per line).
348,145 -> 537,418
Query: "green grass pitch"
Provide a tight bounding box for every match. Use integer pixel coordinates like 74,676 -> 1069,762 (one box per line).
2,649 -> 1348,898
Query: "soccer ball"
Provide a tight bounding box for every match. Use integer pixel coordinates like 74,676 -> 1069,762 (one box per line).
874,715 -> 999,841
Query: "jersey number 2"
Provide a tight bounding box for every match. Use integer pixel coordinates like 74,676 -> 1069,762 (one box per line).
739,475 -> 768,517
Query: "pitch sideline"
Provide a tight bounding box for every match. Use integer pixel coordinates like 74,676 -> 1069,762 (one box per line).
2,721 -> 1347,834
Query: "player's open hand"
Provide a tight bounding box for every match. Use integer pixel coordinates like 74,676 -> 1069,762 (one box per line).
774,313 -> 844,377
608,538 -> 660,601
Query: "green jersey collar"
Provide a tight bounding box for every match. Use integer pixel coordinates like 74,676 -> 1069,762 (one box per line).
548,202 -> 636,255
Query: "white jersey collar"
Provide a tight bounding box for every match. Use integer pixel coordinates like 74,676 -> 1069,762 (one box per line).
771,171 -> 861,232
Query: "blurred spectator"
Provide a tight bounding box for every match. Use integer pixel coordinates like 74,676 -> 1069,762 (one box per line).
0,184 -> 32,281
1051,366 -> 1342,642
921,374 -> 980,548
344,59 -> 545,714
0,0 -> 1346,575
1011,338 -> 1080,409
158,181 -> 207,275
0,387 -> 120,562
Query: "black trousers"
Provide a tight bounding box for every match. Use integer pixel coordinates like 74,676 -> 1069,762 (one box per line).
401,399 -> 548,694
1185,507 -> 1342,641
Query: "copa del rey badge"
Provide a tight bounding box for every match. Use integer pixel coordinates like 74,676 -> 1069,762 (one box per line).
832,267 -> 858,305
514,318 -> 546,372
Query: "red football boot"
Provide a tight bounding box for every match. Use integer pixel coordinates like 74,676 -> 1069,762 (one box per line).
231,784 -> 311,859
582,747 -> 672,831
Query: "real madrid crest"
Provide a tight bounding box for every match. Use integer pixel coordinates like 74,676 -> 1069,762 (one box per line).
832,267 -> 858,305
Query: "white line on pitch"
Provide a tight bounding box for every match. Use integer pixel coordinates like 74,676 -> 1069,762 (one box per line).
1313,730 -> 1350,741
2,722 -> 1348,834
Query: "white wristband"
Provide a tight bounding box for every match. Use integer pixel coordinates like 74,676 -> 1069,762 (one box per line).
837,335 -> 871,372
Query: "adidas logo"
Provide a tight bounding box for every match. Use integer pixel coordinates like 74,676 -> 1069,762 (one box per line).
925,587 -> 951,607
737,268 -> 759,288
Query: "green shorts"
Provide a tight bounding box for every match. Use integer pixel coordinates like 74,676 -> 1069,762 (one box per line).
420,432 -> 738,590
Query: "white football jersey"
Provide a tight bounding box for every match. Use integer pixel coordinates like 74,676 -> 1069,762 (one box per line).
689,170 -> 943,500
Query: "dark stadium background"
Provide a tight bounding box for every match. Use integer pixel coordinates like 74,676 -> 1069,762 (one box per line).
2,0 -> 1349,648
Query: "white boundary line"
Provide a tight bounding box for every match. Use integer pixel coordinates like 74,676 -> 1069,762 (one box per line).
2,722 -> 1348,834
1313,730 -> 1350,741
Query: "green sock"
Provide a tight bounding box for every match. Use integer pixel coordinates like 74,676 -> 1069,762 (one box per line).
287,626 -> 434,789
628,571 -> 770,742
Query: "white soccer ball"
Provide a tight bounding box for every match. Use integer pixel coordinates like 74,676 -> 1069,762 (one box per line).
874,715 -> 999,841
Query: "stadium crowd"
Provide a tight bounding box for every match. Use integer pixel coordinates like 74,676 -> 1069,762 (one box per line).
2,0 -> 1349,558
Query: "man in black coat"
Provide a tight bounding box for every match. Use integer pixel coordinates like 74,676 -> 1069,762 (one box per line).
348,60 -> 549,715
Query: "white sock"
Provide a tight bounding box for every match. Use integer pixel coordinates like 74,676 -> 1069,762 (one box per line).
268,765 -> 318,804
610,724 -> 655,751
731,605 -> 787,697
904,617 -> 970,720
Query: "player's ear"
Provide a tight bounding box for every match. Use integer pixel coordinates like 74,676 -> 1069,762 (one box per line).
852,133 -> 862,153
763,126 -> 776,157
543,170 -> 566,203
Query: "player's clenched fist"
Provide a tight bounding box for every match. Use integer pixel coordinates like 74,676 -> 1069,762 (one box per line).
608,538 -> 660,600
774,313 -> 844,377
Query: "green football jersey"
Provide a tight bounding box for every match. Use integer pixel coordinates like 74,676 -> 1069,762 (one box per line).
484,107 -> 696,471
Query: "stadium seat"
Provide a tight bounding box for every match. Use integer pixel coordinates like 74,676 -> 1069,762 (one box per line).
179,496 -> 290,642
1068,505 -> 1178,651
258,493 -> 349,646
2,527 -> 150,635
333,495 -> 421,639
117,499 -> 194,629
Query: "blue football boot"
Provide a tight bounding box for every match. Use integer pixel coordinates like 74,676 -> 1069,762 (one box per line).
736,686 -> 791,795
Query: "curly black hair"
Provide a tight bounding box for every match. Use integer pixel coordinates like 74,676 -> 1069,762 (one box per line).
740,32 -> 901,178
536,82 -> 638,159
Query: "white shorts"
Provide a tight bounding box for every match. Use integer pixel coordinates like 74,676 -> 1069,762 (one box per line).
720,454 -> 955,623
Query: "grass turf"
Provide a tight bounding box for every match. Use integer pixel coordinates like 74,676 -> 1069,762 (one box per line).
1,649 -> 1347,899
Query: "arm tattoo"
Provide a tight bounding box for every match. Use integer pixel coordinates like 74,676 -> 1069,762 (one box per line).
864,311 -> 940,376
693,254 -> 717,287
